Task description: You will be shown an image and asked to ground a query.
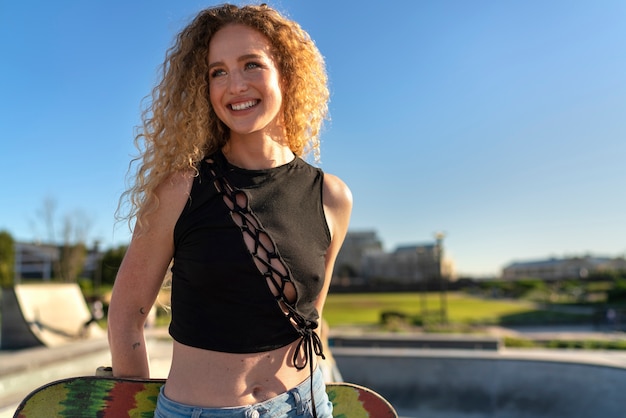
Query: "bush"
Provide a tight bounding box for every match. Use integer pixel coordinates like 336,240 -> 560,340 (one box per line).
99,245 -> 128,285
380,310 -> 411,331
607,279 -> 626,303
503,337 -> 536,348
0,230 -> 15,287
380,310 -> 408,324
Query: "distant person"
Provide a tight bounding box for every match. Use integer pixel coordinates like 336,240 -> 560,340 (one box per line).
80,298 -> 104,338
606,308 -> 617,328
107,4 -> 352,418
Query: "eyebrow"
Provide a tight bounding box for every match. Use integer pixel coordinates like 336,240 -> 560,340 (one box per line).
208,53 -> 265,70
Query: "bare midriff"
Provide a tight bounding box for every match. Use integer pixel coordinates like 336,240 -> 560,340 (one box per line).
163,339 -> 314,407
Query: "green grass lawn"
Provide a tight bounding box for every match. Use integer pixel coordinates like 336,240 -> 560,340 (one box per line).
323,292 -> 544,328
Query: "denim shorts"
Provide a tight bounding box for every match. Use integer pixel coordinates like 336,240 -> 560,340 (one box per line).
154,367 -> 332,418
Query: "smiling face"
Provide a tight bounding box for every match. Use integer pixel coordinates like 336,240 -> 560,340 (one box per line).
208,24 -> 284,141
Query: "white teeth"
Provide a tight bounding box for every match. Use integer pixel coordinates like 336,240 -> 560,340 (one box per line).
231,100 -> 257,110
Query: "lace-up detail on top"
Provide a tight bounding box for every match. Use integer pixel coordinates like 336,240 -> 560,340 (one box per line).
207,158 -> 325,369
205,157 -> 327,417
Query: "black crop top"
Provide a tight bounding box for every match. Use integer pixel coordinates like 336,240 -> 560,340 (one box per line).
169,151 -> 331,356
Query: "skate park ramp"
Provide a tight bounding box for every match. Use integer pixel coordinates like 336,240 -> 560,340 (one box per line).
1,283 -> 105,349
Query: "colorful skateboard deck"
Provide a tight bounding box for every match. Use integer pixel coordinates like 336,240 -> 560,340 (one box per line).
14,376 -> 398,417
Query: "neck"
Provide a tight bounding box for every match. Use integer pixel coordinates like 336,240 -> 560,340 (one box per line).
222,134 -> 293,170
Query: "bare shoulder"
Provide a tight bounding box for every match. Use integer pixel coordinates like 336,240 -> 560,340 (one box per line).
152,171 -> 195,217
322,173 -> 353,241
119,170 -> 194,278
156,171 -> 194,200
133,170 -> 194,238
322,173 -> 353,212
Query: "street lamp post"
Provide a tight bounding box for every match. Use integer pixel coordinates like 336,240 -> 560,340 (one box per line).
435,232 -> 448,325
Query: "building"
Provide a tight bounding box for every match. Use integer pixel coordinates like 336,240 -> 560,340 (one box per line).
333,231 -> 383,284
502,255 -> 626,281
334,231 -> 455,285
361,244 -> 438,282
14,242 -> 59,280
13,241 -> 103,282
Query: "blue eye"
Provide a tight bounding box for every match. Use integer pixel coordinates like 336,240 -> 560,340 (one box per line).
245,62 -> 261,70
210,69 -> 226,78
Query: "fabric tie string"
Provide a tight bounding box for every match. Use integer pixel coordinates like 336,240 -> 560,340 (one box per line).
293,328 -> 325,418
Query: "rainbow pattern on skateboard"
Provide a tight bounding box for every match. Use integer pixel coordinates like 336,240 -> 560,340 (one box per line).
14,376 -> 397,417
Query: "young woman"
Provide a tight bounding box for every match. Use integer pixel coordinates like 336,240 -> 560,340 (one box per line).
107,4 -> 352,418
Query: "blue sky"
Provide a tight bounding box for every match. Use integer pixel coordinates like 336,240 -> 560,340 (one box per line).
1,1 -> 625,277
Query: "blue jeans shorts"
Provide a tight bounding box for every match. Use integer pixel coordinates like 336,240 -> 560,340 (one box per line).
154,367 -> 332,418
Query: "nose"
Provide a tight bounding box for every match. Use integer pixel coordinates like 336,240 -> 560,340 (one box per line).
229,70 -> 249,93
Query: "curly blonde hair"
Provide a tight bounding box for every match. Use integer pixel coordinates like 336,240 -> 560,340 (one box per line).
118,3 -> 329,229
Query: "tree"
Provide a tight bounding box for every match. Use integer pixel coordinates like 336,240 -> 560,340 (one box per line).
57,212 -> 90,282
99,245 -> 128,285
32,197 -> 92,282
0,230 -> 15,287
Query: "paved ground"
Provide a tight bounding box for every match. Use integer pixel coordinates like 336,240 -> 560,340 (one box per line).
485,323 -> 625,340
0,329 -> 172,417
1,325 -> 625,417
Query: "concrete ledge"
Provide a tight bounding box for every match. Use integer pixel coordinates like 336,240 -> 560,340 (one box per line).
329,333 -> 501,350
332,346 -> 626,418
0,337 -> 109,377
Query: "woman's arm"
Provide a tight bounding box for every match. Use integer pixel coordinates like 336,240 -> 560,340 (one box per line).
107,172 -> 193,378
316,173 -> 353,315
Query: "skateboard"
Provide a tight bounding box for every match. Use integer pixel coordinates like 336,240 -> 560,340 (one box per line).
14,376 -> 398,417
